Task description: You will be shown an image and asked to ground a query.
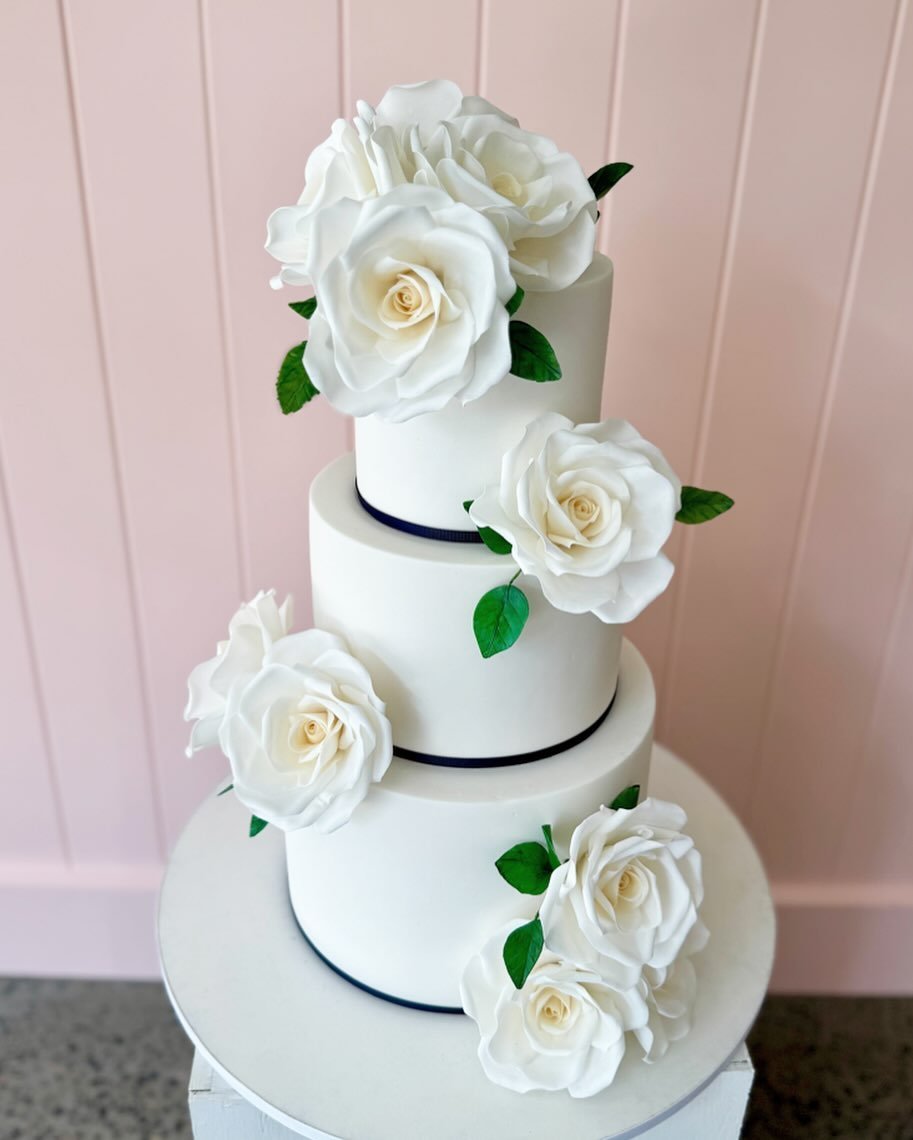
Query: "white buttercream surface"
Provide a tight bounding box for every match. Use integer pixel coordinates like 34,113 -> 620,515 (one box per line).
286,639 -> 654,1008
310,451 -> 623,759
354,253 -> 614,530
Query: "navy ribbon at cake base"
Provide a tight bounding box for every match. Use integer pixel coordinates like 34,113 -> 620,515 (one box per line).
392,689 -> 617,769
356,482 -> 483,544
289,899 -> 465,1016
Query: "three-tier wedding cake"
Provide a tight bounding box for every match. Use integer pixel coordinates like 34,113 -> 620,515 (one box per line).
184,80 -> 732,1099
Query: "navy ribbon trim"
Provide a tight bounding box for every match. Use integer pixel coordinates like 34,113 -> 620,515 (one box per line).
290,902 -> 464,1016
392,689 -> 617,769
356,482 -> 483,544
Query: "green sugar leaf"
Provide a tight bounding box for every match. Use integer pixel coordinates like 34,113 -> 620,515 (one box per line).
217,782 -> 234,797
478,527 -> 512,555
609,784 -> 641,811
495,842 -> 554,895
508,321 -> 562,383
249,815 -> 268,838
276,342 -> 319,414
462,499 -> 511,554
473,582 -> 530,658
506,285 -> 525,316
541,824 -> 561,870
503,918 -> 545,989
676,486 -> 734,524
588,162 -> 634,201
288,298 -> 317,320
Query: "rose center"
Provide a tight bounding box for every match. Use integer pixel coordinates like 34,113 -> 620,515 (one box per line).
543,998 -> 567,1023
618,868 -> 635,897
566,493 -> 599,527
379,271 -> 433,328
491,171 -> 525,204
393,281 -> 421,315
305,718 -> 326,744
537,987 -> 574,1028
595,860 -> 649,919
288,709 -> 337,754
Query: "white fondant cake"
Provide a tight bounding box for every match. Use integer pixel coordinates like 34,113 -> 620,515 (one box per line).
310,453 -> 621,760
186,78 -> 733,1100
286,640 -> 653,1009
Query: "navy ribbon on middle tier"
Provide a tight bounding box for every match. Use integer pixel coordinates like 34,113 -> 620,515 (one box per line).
391,690 -> 617,769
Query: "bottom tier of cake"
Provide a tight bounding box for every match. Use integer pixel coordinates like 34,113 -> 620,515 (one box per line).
285,639 -> 655,1010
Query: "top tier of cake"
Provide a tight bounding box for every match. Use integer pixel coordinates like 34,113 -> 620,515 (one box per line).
353,253 -> 613,532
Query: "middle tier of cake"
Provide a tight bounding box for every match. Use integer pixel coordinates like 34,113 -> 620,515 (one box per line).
311,453 -> 622,762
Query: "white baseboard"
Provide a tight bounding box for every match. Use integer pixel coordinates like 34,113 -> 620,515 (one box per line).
0,862 -> 161,978
771,883 -> 913,993
1,866 -> 912,992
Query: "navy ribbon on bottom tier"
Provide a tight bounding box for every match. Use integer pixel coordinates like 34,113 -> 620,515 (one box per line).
289,897 -> 465,1015
392,688 -> 617,769
287,695 -> 618,1014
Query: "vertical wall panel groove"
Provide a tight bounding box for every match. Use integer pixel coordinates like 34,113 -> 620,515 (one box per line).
63,0 -> 247,849
345,0 -> 478,106
339,0 -> 354,457
656,0 -> 898,816
0,448 -> 68,862
659,0 -> 768,739
836,518 -> 913,875
58,0 -> 167,863
201,0 -> 348,627
1,0 -> 162,865
474,0 -> 487,95
596,0 -> 630,254
482,0 -> 618,172
602,0 -> 761,707
198,0 -> 251,601
339,0 -> 350,115
748,0 -> 913,878
745,0 -> 909,832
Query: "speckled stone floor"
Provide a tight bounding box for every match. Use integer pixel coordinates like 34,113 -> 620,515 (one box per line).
0,980 -> 911,1139
0,979 -> 192,1140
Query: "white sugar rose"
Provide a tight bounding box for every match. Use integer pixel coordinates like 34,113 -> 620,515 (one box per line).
540,799 -> 708,990
461,926 -> 648,1097
184,590 -> 293,757
359,80 -> 595,290
265,119 -> 395,289
354,79 -> 516,149
407,113 -> 597,292
635,957 -> 698,1063
266,80 -> 595,293
302,184 -> 515,422
266,80 -> 511,290
470,414 -> 681,623
219,630 -> 392,834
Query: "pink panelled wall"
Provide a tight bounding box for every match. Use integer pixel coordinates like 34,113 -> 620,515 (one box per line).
0,0 -> 911,990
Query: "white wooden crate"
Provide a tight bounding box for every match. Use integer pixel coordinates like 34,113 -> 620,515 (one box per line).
189,1043 -> 754,1139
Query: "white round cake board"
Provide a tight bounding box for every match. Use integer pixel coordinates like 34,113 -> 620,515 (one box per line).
158,746 -> 775,1139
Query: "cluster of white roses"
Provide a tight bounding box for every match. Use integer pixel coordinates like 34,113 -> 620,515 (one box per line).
461,798 -> 708,1098
470,413 -> 682,626
184,591 -> 392,834
266,79 -> 599,422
